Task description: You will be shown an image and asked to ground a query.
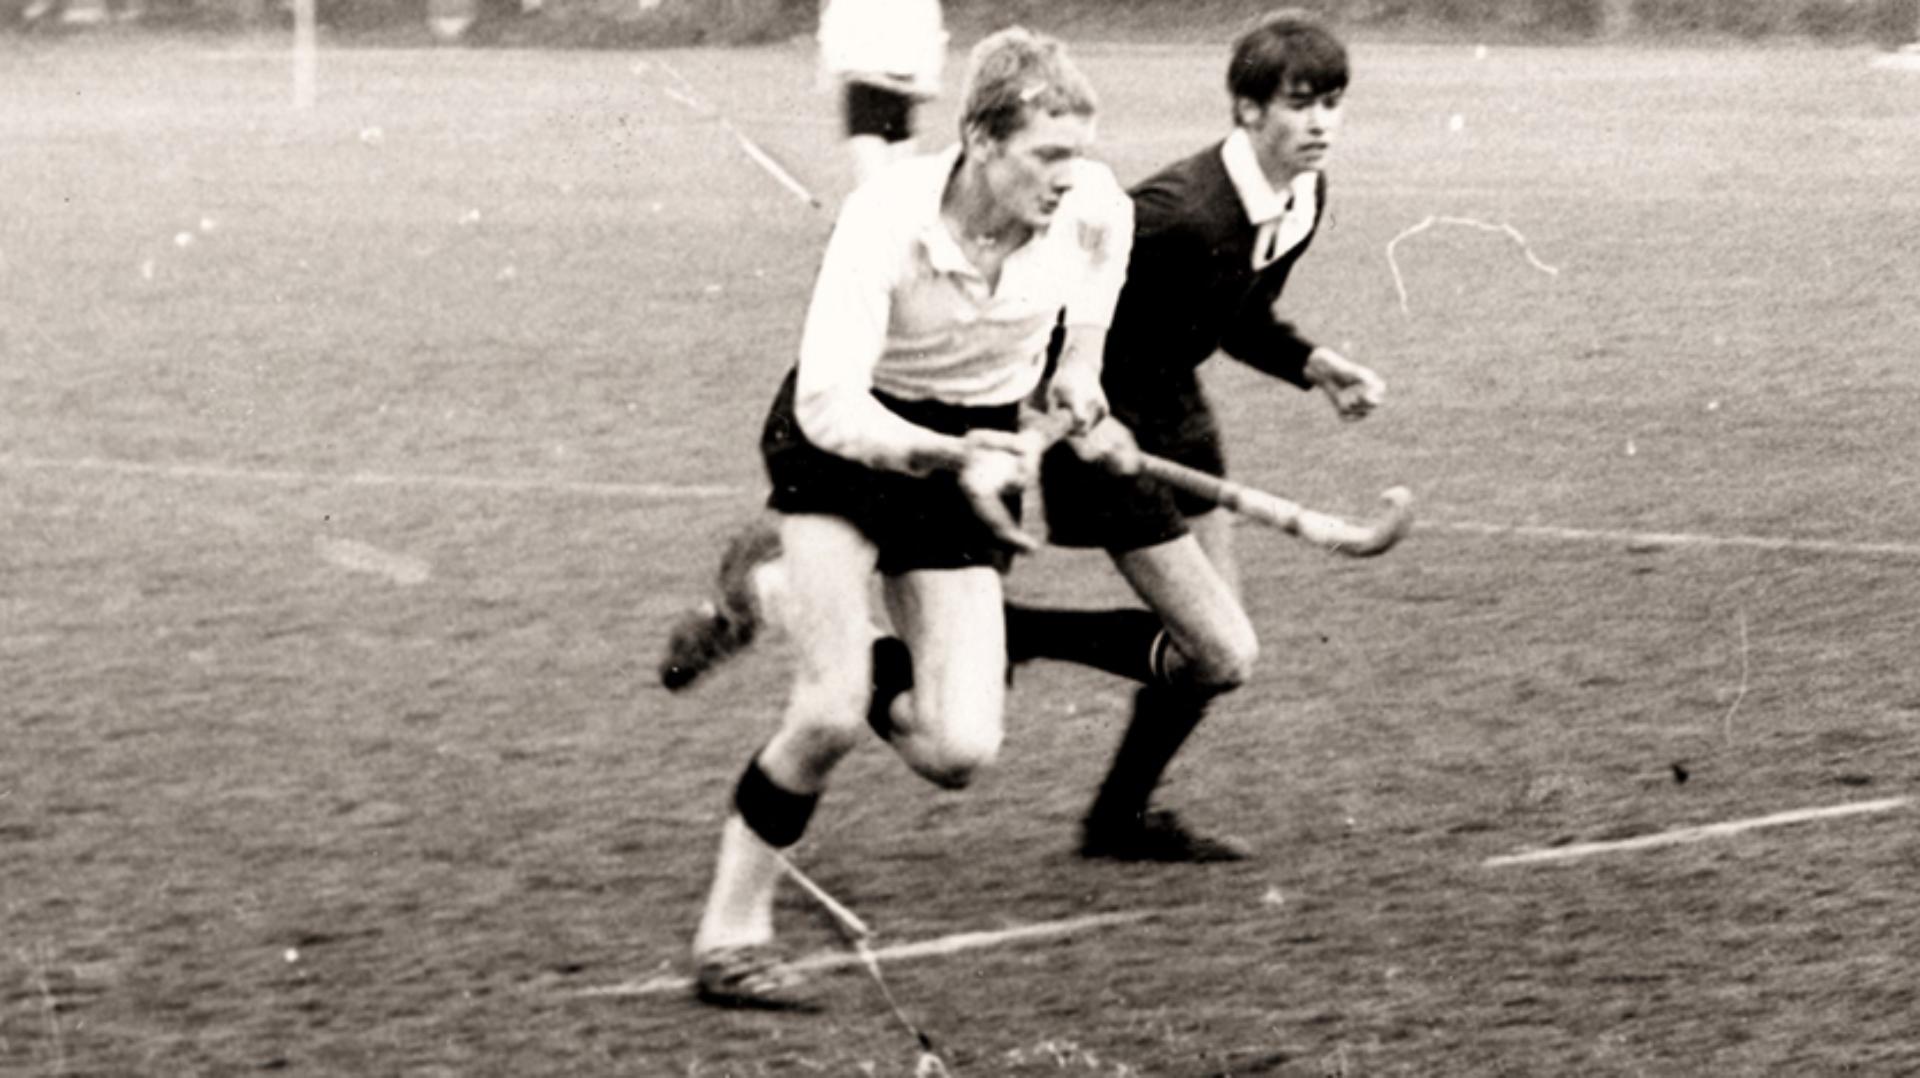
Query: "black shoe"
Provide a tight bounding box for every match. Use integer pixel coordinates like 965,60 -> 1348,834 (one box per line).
657,516 -> 783,691
1079,809 -> 1253,863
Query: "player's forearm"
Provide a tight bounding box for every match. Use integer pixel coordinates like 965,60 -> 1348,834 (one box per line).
1300,346 -> 1346,387
795,385 -> 968,475
1221,319 -> 1315,388
1054,323 -> 1108,381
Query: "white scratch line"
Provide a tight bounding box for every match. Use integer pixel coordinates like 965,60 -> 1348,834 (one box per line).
573,910 -> 1156,999
1386,215 -> 1559,314
1486,797 -> 1913,867
659,83 -> 701,111
723,122 -> 823,208
0,454 -> 742,501
651,59 -> 820,209
1721,608 -> 1749,745
1429,519 -> 1920,560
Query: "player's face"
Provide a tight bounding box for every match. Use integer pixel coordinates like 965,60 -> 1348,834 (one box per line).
977,110 -> 1097,230
1240,80 -> 1344,182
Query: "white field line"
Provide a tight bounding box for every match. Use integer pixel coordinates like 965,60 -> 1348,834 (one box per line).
1427,519 -> 1920,560
573,910 -> 1157,999
13,453 -> 1919,561
313,536 -> 431,585
0,453 -> 743,501
1485,797 -> 1913,868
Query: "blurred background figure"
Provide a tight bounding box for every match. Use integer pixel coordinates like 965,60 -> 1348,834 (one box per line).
817,0 -> 946,185
20,0 -> 144,25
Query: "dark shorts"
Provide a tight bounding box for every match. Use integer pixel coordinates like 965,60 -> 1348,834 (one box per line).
761,369 -> 1024,575
843,81 -> 914,143
1040,372 -> 1226,553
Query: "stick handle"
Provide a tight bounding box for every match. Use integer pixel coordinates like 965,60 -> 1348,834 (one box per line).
1021,406 -> 1078,446
1140,457 -> 1414,557
1138,456 -> 1304,533
1027,411 -> 1412,556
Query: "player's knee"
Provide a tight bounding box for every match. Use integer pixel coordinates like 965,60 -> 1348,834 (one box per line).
779,675 -> 874,767
901,723 -> 1003,790
1185,631 -> 1258,694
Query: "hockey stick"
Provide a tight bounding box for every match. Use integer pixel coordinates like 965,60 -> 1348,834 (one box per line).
1138,454 -> 1413,557
1026,409 -> 1414,557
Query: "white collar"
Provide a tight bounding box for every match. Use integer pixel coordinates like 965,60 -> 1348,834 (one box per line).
1221,128 -> 1317,226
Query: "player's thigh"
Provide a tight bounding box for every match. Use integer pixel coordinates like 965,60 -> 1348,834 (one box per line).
1112,529 -> 1257,687
882,566 -> 1008,746
1186,507 -> 1242,601
777,513 -> 881,707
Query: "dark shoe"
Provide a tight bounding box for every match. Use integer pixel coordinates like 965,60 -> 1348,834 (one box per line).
657,517 -> 783,691
1079,809 -> 1253,863
693,943 -> 816,1011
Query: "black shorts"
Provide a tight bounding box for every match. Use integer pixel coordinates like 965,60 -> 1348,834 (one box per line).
761,369 -> 1024,575
1040,372 -> 1226,553
843,81 -> 914,143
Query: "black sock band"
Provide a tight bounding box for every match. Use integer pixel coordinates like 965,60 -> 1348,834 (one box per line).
867,636 -> 913,741
1004,605 -> 1168,684
733,758 -> 819,849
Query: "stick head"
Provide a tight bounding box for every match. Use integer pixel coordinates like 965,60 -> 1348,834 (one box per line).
1296,485 -> 1414,556
1352,486 -> 1415,556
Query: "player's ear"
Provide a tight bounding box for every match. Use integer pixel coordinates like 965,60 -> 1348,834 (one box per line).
1232,96 -> 1265,128
961,120 -> 996,159
960,122 -> 990,157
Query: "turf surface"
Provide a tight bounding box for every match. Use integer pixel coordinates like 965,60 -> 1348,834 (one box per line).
3,31 -> 1918,1077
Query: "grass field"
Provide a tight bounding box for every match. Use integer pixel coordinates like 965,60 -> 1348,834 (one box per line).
4,29 -> 1919,1078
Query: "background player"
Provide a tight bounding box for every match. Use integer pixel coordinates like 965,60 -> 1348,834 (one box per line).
817,0 -> 947,184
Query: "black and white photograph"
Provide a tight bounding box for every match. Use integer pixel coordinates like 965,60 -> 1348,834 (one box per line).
5,0 -> 1919,1073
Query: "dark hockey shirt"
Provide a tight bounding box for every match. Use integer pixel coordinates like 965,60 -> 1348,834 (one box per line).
1104,140 -> 1325,403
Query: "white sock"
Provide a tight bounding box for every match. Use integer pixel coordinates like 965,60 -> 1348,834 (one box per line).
691,815 -> 782,955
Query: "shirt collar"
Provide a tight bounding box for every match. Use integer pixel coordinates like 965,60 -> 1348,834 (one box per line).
1221,128 -> 1317,225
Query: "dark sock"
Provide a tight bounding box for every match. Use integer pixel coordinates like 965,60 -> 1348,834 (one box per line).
1004,604 -> 1169,684
866,608 -> 1169,724
733,757 -> 819,848
866,636 -> 914,742
1084,684 -> 1211,828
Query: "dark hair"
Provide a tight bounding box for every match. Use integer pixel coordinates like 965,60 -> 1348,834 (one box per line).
960,26 -> 1099,143
1227,9 -> 1349,108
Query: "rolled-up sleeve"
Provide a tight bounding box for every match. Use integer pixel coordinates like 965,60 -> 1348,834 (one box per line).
794,190 -> 949,474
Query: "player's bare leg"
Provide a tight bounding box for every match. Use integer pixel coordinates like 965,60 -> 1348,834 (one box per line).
1113,512 -> 1254,689
691,514 -> 876,1008
1186,505 -> 1242,604
877,566 -> 1009,789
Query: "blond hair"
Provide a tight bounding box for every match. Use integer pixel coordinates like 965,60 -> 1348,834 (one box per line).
958,27 -> 1098,142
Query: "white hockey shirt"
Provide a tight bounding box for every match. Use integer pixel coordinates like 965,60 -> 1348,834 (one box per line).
794,145 -> 1133,473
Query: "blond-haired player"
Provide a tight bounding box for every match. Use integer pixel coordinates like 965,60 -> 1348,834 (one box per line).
688,27 -> 1131,1010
